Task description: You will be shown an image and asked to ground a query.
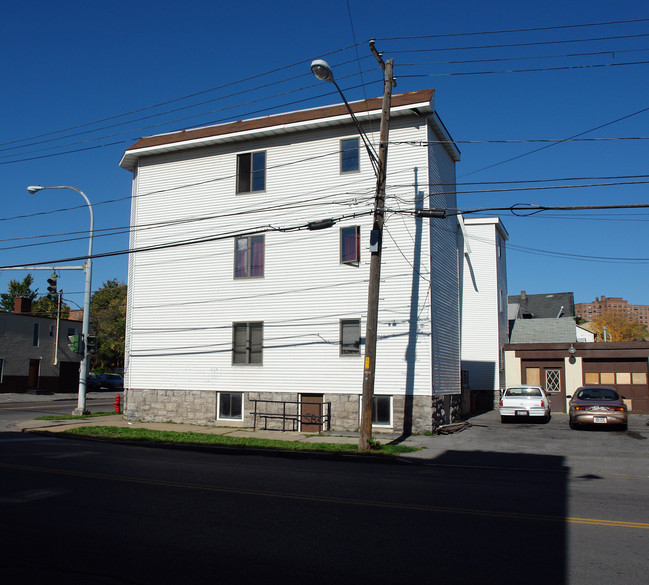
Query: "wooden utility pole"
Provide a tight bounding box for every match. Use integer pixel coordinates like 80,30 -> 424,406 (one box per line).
359,50 -> 394,452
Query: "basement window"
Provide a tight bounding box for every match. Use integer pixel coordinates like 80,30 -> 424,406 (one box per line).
218,392 -> 243,420
372,395 -> 392,426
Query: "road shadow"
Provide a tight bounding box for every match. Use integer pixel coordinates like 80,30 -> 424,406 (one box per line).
420,449 -> 568,584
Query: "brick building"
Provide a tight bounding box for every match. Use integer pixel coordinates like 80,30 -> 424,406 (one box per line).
575,296 -> 649,326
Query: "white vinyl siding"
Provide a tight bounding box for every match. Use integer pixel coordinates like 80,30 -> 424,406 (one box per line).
461,218 -> 509,392
427,123 -> 461,395
125,113 -> 458,400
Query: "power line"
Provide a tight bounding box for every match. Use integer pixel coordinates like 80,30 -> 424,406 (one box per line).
4,172 -> 645,251
0,43 -> 366,150
387,32 -> 649,54
392,136 -> 649,145
461,103 -> 649,177
388,173 -> 649,186
3,27 -> 647,162
376,18 -> 649,41
400,59 -> 649,78
4,200 -> 649,271
399,46 -> 649,67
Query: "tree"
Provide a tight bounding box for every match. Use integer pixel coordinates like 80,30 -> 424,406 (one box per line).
32,296 -> 71,320
590,314 -> 648,342
89,279 -> 127,373
1,274 -> 38,312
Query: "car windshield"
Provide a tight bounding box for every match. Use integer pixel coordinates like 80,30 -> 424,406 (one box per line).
505,387 -> 542,397
576,388 -> 619,401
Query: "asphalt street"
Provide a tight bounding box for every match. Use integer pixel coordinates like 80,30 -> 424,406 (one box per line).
1,397 -> 647,584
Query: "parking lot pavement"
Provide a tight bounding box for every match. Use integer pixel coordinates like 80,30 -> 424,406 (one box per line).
404,409 -> 649,474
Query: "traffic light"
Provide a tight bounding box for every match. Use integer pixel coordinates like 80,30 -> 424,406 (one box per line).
87,335 -> 97,355
68,334 -> 81,354
47,274 -> 58,302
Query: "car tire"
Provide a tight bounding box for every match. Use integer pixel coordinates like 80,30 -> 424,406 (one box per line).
569,418 -> 578,430
500,416 -> 508,424
543,414 -> 551,424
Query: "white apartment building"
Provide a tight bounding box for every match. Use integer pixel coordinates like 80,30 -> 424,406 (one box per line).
119,89 -> 464,434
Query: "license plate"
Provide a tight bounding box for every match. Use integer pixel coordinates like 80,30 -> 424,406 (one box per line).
593,416 -> 607,423
515,410 -> 529,416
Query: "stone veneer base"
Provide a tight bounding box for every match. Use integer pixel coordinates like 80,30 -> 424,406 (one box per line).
125,388 -> 463,434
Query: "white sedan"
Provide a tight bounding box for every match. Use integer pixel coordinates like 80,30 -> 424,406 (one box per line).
499,385 -> 551,423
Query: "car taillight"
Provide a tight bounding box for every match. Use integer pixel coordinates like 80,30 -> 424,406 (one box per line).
541,400 -> 545,407
613,406 -> 626,412
575,406 -> 585,411
499,399 -> 503,407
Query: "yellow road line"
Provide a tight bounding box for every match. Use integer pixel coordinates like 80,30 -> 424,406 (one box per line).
1,462 -> 648,530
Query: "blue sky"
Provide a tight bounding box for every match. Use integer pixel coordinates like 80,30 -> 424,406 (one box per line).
1,0 -> 648,311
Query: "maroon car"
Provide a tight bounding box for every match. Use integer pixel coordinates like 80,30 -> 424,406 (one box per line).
568,386 -> 628,431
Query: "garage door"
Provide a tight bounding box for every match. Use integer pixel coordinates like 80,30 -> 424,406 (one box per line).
582,359 -> 649,413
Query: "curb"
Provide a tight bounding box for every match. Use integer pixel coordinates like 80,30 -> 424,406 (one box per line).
23,427 -> 424,466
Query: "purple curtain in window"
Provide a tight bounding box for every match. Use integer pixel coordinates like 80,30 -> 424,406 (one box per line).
235,238 -> 249,278
250,236 -> 264,277
341,227 -> 359,263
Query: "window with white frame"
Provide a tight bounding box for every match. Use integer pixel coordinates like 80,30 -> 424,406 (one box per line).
236,151 -> 266,193
340,226 -> 360,265
340,319 -> 361,356
234,235 -> 264,278
340,137 -> 360,173
218,392 -> 243,420
32,323 -> 40,347
372,395 -> 392,426
232,322 -> 263,365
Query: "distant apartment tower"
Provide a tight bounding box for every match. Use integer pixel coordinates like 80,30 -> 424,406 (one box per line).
575,296 -> 649,325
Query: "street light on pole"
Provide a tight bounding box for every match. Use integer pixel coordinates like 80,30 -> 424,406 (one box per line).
27,185 -> 93,415
311,48 -> 394,451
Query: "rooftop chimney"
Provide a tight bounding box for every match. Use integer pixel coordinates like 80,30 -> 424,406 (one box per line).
14,296 -> 32,314
520,290 -> 527,300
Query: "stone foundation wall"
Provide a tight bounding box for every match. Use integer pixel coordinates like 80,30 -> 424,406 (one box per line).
126,388 -> 462,434
431,394 -> 463,427
246,392 -> 301,430
125,388 -> 217,426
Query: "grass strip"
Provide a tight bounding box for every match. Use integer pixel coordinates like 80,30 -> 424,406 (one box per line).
35,412 -> 117,421
61,426 -> 418,456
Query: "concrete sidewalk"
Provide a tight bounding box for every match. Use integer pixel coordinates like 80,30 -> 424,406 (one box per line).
0,392 -> 456,457
3,391 -> 478,459
11,392 -> 646,468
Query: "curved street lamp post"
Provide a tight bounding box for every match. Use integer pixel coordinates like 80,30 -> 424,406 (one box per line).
27,185 -> 93,415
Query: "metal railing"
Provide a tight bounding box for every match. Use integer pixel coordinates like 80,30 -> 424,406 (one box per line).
250,399 -> 331,432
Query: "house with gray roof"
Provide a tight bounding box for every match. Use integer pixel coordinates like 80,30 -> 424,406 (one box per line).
508,291 -> 575,320
509,318 -> 594,344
